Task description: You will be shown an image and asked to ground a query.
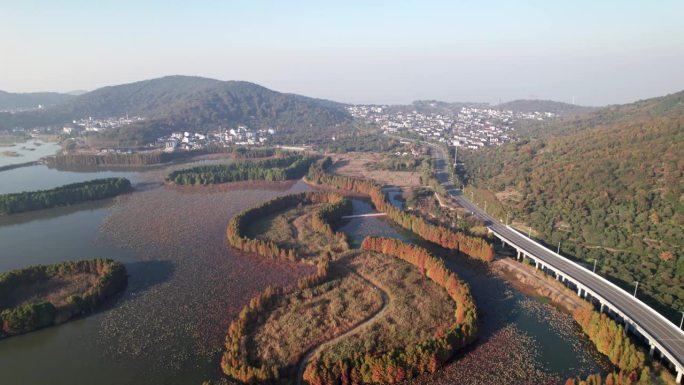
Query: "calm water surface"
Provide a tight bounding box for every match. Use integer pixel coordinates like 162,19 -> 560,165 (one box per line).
0,164 -> 139,194
0,140 -> 60,168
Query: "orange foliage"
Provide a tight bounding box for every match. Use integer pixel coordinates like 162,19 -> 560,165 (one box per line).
307,159 -> 494,262
303,237 -> 479,385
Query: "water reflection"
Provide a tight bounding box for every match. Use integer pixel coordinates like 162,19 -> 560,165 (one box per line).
0,164 -> 139,194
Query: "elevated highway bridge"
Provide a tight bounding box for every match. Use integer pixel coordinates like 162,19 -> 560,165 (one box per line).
427,143 -> 684,383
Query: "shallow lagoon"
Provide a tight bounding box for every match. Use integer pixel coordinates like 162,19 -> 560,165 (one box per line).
0,163 -> 608,385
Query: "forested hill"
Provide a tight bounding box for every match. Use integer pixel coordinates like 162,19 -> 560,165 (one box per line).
0,90 -> 74,111
513,91 -> 684,138
460,90 -> 684,316
495,99 -> 594,115
0,76 -> 352,145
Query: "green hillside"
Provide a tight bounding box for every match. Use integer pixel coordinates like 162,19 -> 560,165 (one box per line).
460,90 -> 684,318
0,91 -> 73,111
0,76 -> 352,145
495,99 -> 594,115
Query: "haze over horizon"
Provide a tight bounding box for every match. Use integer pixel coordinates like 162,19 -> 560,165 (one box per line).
2,0 -> 684,106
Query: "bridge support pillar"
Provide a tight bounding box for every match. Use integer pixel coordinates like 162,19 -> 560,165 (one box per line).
676,367 -> 681,384
577,287 -> 583,297
649,344 -> 655,357
600,303 -> 606,313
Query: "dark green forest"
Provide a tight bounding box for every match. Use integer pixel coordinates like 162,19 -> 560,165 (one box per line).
167,154 -> 318,185
0,259 -> 127,338
0,177 -> 132,215
45,146 -> 274,168
459,91 -> 684,317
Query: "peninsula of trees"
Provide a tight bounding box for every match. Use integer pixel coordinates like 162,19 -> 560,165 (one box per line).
222,192 -> 351,382
226,191 -> 351,263
0,259 -> 127,338
219,188 -> 478,384
46,146 -> 277,168
167,154 -> 319,185
0,177 -> 132,215
303,237 -> 478,385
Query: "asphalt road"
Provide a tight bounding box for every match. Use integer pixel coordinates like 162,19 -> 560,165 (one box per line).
427,143 -> 684,372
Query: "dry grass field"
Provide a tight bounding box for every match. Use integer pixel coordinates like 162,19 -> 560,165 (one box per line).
243,249 -> 455,378
8,272 -> 99,307
316,251 -> 454,364
252,262 -> 383,369
329,152 -> 422,187
245,203 -> 349,262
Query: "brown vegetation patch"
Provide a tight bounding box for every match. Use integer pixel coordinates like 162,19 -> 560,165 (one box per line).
251,263 -> 383,370
329,152 -> 421,187
494,188 -> 522,204
316,251 -> 454,363
244,202 -> 349,262
8,272 -> 98,308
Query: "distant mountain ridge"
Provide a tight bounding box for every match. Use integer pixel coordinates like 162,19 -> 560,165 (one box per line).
495,99 -> 594,115
384,99 -> 590,116
0,90 -> 74,111
0,75 -> 352,145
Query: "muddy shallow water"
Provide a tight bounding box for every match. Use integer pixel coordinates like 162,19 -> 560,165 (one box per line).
0,163 -> 609,385
0,166 -> 314,385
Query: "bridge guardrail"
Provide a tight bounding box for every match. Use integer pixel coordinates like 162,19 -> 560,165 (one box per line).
504,224 -> 684,351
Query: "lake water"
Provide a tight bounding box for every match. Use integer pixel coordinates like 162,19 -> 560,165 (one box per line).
0,164 -> 140,194
0,164 -> 609,385
0,140 -> 60,168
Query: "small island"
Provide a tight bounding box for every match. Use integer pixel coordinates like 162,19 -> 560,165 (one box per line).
0,177 -> 132,215
0,259 -> 127,339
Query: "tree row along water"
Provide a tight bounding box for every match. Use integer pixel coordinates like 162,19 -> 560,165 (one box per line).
306,157 -> 494,262
0,259 -> 127,338
0,177 -> 132,215
302,236 -> 477,385
45,146 -> 278,168
168,154 -> 318,185
219,188 -> 478,385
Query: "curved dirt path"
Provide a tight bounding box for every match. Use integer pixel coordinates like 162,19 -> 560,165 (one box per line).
296,268 -> 390,385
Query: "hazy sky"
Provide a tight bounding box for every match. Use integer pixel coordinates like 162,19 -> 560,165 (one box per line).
2,0 -> 684,105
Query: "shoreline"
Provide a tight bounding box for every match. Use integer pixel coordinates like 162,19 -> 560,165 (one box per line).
491,257 -> 590,314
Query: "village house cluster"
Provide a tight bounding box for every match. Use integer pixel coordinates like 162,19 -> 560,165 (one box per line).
62,115 -> 144,135
347,105 -> 554,149
157,125 -> 275,152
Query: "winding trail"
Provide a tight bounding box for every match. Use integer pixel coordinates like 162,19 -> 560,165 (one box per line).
296,267 -> 391,385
